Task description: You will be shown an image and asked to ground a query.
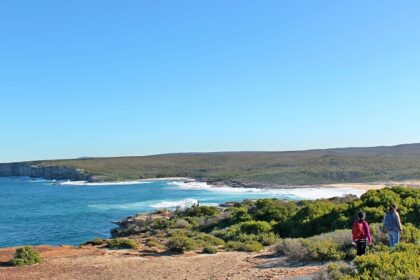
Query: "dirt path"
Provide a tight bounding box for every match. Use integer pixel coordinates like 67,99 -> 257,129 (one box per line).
0,246 -> 322,280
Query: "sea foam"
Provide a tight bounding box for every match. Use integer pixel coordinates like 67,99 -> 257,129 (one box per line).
150,198 -> 198,209
88,198 -> 201,211
168,181 -> 366,200
59,180 -> 151,186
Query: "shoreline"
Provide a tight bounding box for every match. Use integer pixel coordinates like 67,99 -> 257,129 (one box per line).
10,175 -> 420,191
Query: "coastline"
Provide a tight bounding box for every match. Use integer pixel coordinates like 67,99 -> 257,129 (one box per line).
8,174 -> 420,191
322,180 -> 420,190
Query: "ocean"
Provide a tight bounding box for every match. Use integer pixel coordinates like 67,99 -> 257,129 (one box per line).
0,177 -> 365,247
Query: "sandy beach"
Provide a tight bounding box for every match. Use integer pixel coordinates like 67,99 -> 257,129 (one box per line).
322,180 -> 420,191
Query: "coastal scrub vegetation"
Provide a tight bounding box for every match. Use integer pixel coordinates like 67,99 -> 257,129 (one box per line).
11,246 -> 43,267
315,243 -> 420,280
98,187 -> 419,278
107,238 -> 139,250
108,187 -> 418,250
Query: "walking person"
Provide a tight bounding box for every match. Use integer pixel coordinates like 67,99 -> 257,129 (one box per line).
382,204 -> 403,247
352,211 -> 372,256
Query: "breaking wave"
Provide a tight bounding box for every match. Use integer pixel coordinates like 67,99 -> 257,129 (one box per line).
168,181 -> 366,200
150,198 -> 198,209
59,180 -> 151,186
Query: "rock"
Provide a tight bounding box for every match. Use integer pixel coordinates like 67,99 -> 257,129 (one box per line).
0,162 -> 91,181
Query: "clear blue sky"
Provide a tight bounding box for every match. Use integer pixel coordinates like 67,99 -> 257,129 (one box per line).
1,1 -> 420,162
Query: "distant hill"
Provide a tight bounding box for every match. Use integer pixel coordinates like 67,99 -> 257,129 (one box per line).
1,143 -> 420,186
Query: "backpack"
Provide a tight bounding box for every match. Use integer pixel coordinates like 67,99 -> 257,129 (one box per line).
352,220 -> 366,240
383,212 -> 396,231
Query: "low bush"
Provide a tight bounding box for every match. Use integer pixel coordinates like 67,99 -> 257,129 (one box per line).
211,224 -> 240,241
225,240 -> 263,252
260,232 -> 279,246
150,218 -> 172,229
234,233 -> 259,243
354,244 -> 420,280
194,233 -> 225,246
173,219 -> 192,229
316,243 -> 420,280
11,246 -> 43,267
225,241 -> 243,251
241,241 -> 264,252
167,234 -> 196,252
145,238 -> 161,248
229,232 -> 278,246
84,238 -> 106,246
314,262 -> 354,280
107,238 -> 139,250
185,216 -> 200,228
401,223 -> 420,244
276,237 -> 345,261
202,245 -> 218,254
183,206 -> 221,217
239,221 -> 272,235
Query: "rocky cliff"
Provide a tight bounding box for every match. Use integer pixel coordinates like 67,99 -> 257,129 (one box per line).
0,162 -> 91,181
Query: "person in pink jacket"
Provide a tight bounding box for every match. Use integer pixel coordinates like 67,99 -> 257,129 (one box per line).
352,211 -> 372,256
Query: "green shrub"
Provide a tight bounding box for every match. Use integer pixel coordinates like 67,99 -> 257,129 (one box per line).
255,199 -> 298,224
150,218 -> 172,229
234,234 -> 259,243
225,240 -> 263,252
391,242 -> 420,254
226,206 -> 252,224
320,243 -> 420,280
276,238 -> 308,260
185,216 -> 200,228
225,241 -> 243,251
202,245 -> 218,254
276,236 -> 345,261
11,246 -> 43,267
302,239 -> 344,261
183,206 -> 221,217
260,232 -> 279,246
402,223 -> 420,244
314,262 -> 354,280
353,244 -> 420,280
238,221 -> 272,235
194,233 -> 225,246
84,238 -> 105,246
145,238 -> 161,248
228,231 -> 278,246
167,234 -> 196,252
168,229 -> 190,237
173,219 -> 192,229
241,241 -> 263,252
212,224 -> 241,241
107,238 -> 139,249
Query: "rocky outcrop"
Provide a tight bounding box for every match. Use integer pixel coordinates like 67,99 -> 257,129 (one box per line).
0,162 -> 91,181
111,210 -> 173,237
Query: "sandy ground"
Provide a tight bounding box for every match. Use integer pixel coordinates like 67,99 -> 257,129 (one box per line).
322,180 -> 420,190
0,246 -> 322,280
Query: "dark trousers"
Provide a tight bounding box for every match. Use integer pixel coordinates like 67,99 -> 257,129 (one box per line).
356,240 -> 367,256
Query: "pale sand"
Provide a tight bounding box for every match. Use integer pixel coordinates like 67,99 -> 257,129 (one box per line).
322,180 -> 420,191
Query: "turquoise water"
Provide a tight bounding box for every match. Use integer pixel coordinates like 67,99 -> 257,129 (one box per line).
0,177 -> 364,247
0,177 -> 296,248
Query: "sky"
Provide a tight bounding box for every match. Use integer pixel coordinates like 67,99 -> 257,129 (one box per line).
1,1 -> 420,162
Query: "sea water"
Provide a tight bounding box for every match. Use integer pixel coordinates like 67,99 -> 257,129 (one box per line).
0,177 -> 365,247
